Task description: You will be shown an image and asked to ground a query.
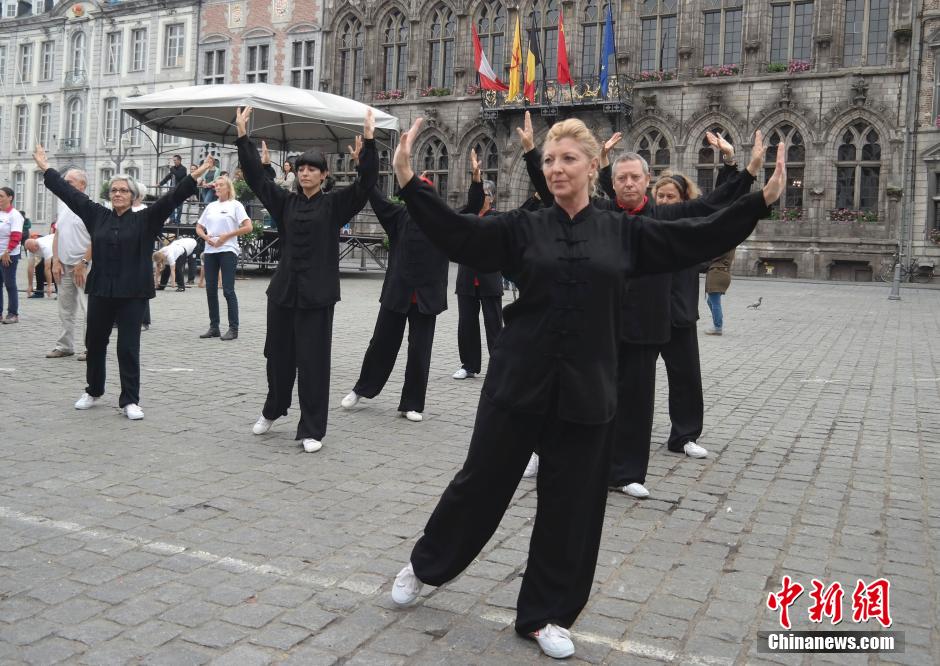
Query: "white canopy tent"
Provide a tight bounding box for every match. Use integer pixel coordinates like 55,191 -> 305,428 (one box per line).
121,83 -> 399,153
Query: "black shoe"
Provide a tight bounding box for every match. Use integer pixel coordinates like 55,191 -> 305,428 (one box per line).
200,328 -> 221,338
220,328 -> 238,341
29,292 -> 44,298
175,287 -> 185,292
156,285 -> 166,291
141,323 -> 150,331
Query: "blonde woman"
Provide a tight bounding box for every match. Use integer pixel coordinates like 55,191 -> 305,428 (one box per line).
195,175 -> 252,340
386,116 -> 787,659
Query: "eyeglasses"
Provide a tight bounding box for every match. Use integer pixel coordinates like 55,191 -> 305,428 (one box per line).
110,188 -> 132,194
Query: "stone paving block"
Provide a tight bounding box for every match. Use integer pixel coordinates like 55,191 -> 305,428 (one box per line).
141,641 -> 214,666
20,636 -> 85,665
207,644 -> 277,666
182,620 -> 249,649
220,602 -> 284,628
75,639 -> 148,665
159,600 -> 222,628
56,618 -> 124,644
247,622 -> 311,650
41,597 -> 109,626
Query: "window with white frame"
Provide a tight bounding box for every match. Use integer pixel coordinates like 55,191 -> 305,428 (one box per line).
12,171 -> 25,207
164,23 -> 185,68
763,124 -> 806,211
0,45 -> 6,85
337,16 -> 363,98
17,43 -> 32,84
702,0 -> 743,68
695,125 -> 733,194
836,120 -> 881,211
4,2 -> 17,18
770,1 -> 814,65
161,131 -> 181,146
67,97 -> 82,146
15,103 -> 28,151
126,167 -> 140,185
127,117 -> 143,147
100,168 -> 113,196
245,44 -> 269,83
381,10 -> 407,91
39,41 -> 54,81
203,49 -> 225,84
103,97 -> 119,144
130,28 -> 147,72
33,171 -> 48,224
37,102 -> 50,148
291,39 -> 317,89
843,0 -> 889,67
106,31 -> 122,75
71,32 -> 86,74
640,0 -> 678,73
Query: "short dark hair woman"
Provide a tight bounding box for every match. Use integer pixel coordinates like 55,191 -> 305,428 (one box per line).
33,144 -> 214,420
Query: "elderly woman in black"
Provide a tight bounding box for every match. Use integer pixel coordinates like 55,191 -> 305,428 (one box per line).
386,117 -> 787,660
235,107 -> 377,454
33,145 -> 212,420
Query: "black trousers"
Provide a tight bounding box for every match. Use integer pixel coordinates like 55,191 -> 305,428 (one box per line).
85,295 -> 148,407
261,300 -> 334,441
609,343 -> 659,487
661,325 -> 704,451
456,291 -> 503,374
353,304 -> 437,413
410,392 -> 613,635
159,253 -> 188,289
34,258 -> 56,293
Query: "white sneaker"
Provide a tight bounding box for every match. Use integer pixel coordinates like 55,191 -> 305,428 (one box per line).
522,453 -> 539,479
123,404 -> 144,420
302,438 -> 322,453
391,562 -> 423,605
622,482 -> 650,498
74,392 -> 99,410
252,416 -> 274,435
402,411 -> 423,422
452,368 -> 475,380
341,391 -> 360,409
530,624 -> 575,659
683,442 -> 708,458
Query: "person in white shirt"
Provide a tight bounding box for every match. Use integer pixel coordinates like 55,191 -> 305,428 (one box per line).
24,234 -> 56,299
153,236 -> 198,292
0,187 -> 24,324
195,175 -> 252,340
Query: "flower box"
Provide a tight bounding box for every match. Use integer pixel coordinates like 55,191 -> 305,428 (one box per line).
701,64 -> 739,78
419,86 -> 452,97
635,70 -> 676,82
828,209 -> 879,223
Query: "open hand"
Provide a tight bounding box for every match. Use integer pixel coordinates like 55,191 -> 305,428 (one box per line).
261,141 -> 271,165
33,144 -> 49,172
363,108 -> 375,140
236,106 -> 253,137
192,156 -> 215,179
470,148 -> 481,182
347,135 -> 363,163
393,117 -> 424,188
747,130 -> 765,176
706,131 -> 734,160
600,132 -> 623,167
762,141 -> 786,205
514,111 -> 535,152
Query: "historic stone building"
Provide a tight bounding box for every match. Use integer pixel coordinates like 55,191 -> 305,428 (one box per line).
0,0 -> 201,227
320,0 -> 920,281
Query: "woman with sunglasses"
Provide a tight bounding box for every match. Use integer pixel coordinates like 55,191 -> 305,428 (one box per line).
33,144 -> 213,420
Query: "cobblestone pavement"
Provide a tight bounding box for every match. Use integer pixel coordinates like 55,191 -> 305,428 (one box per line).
1,267 -> 938,665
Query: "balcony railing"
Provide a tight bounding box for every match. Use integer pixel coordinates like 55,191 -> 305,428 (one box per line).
479,75 -> 632,118
63,69 -> 87,88
59,138 -> 82,153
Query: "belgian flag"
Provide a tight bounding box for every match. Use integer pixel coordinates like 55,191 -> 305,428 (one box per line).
524,19 -> 543,104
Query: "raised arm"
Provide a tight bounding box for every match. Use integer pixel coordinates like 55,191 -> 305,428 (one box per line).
516,111 -> 554,206
235,107 -> 290,223
329,112 -> 379,226
395,117 -> 520,274
146,159 -> 205,235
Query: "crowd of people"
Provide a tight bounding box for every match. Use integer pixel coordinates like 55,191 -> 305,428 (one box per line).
12,105 -> 782,660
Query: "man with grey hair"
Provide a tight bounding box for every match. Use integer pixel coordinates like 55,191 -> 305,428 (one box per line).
47,168 -> 92,360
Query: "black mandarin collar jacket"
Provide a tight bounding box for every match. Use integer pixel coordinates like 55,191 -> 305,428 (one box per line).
237,134 -> 378,309
398,175 -> 769,425
44,168 -> 197,299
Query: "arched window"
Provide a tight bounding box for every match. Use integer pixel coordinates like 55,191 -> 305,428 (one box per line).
640,0 -> 677,72
580,0 -> 614,81
427,5 -> 456,89
764,124 -> 805,211
476,1 -> 507,81
381,9 -> 408,92
70,32 -> 86,74
470,136 -> 500,187
695,124 -> 733,194
527,0 -> 559,85
420,138 -> 449,195
635,128 -> 671,177
337,16 -> 363,98
67,97 -> 83,146
836,121 -> 880,211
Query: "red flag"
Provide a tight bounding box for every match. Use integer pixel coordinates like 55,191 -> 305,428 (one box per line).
472,24 -> 509,92
557,10 -> 572,85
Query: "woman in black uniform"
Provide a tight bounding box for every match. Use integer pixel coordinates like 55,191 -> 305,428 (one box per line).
235,106 -> 377,453
386,117 -> 787,659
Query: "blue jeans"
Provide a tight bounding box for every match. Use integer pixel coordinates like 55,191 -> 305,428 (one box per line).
706,292 -> 723,330
204,251 -> 238,329
0,254 -> 20,316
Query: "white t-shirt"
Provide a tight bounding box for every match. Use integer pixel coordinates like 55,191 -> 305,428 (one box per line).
0,207 -> 25,257
55,200 -> 91,265
35,234 -> 55,260
198,199 -> 249,255
160,237 -> 198,263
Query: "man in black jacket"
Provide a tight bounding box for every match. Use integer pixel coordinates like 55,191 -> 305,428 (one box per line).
158,155 -> 189,224
452,177 -> 504,380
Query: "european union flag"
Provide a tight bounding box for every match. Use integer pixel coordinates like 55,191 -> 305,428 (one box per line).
599,4 -> 616,98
